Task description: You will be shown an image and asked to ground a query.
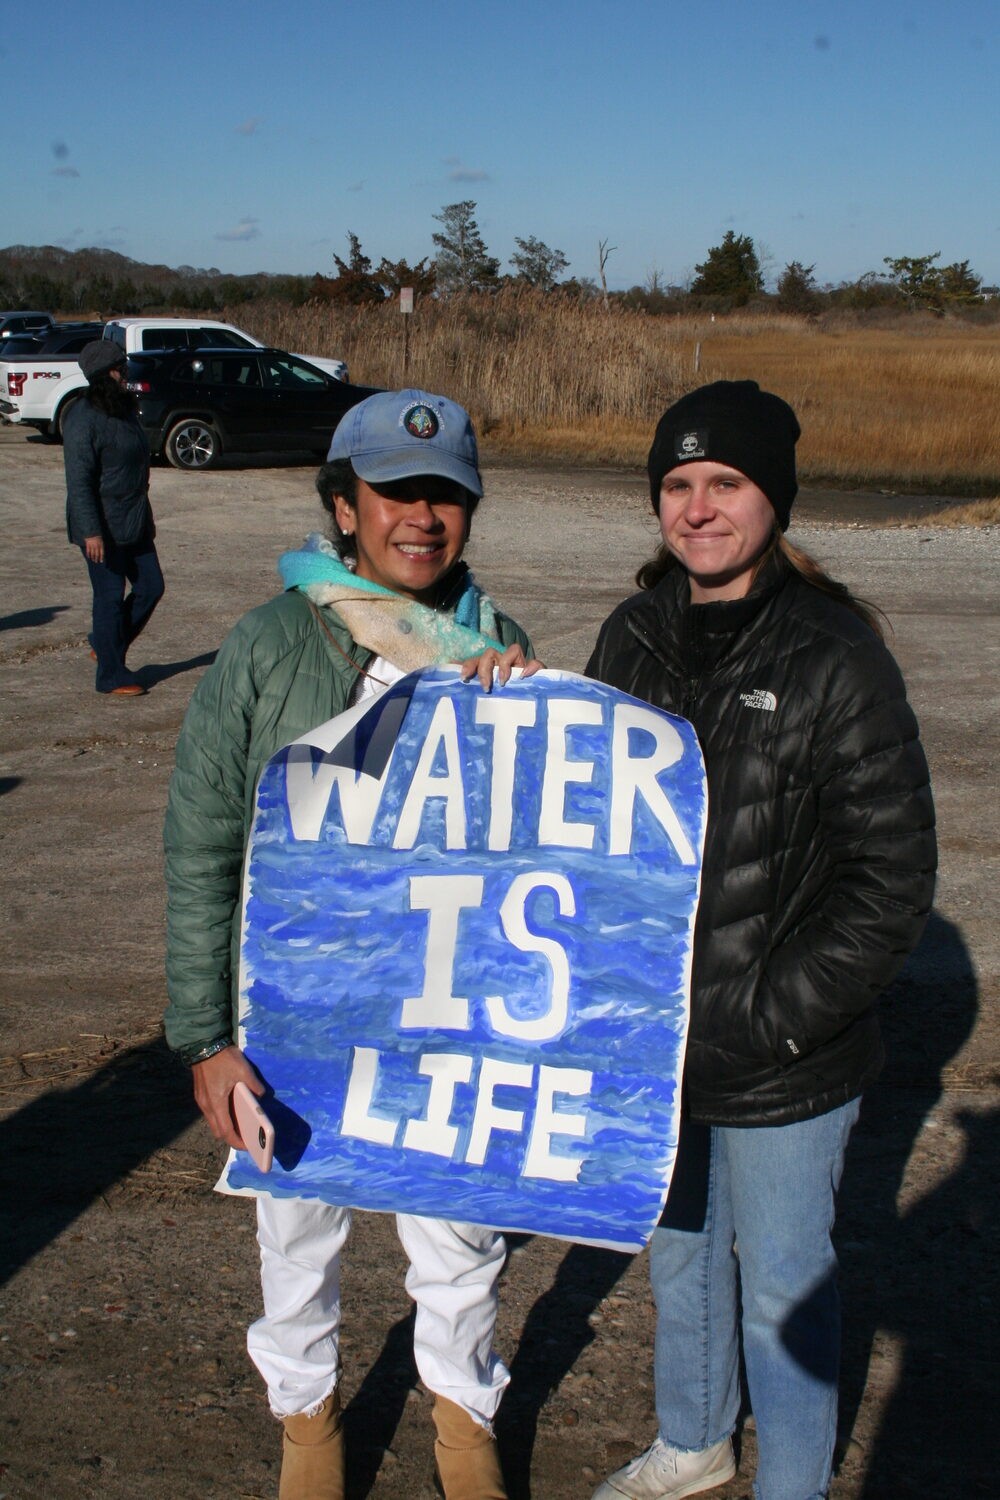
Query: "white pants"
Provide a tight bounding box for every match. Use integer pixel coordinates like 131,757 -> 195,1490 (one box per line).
248,1195 -> 510,1426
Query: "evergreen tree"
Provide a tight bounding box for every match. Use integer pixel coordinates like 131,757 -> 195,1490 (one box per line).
377,256 -> 437,298
882,253 -> 943,310
329,232 -> 386,304
775,261 -> 821,315
432,201 -> 500,294
690,231 -> 764,304
509,235 -> 569,290
937,260 -> 983,307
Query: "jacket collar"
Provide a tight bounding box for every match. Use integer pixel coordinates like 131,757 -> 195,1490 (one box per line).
630,551 -> 794,674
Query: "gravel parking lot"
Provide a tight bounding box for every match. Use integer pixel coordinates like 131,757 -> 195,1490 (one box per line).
1,422 -> 997,1499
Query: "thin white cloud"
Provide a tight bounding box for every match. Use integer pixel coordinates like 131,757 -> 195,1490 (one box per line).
215,218 -> 261,242
237,117 -> 262,136
52,166 -> 80,178
448,165 -> 490,183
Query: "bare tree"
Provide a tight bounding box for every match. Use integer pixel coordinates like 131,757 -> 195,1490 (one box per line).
598,239 -> 616,310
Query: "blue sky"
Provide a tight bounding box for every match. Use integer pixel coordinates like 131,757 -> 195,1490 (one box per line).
4,0 -> 998,290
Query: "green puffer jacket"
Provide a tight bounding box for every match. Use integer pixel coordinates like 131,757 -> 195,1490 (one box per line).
163,580 -> 532,1059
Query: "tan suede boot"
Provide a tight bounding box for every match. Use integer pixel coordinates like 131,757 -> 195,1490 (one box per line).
279,1389 -> 345,1500
431,1394 -> 507,1500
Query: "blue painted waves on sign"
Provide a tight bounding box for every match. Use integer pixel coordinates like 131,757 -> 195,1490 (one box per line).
225,669 -> 706,1250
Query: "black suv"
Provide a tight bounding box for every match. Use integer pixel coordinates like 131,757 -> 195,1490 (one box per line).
126,347 -> 381,470
0,322 -> 105,359
0,311 -> 54,339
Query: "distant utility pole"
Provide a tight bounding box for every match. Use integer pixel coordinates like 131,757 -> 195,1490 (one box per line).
598,239 -> 616,310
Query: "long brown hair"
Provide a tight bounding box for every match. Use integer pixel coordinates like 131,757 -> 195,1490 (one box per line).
86,370 -> 138,420
636,531 -> 887,640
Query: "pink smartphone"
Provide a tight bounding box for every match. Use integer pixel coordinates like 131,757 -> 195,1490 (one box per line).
232,1081 -> 275,1172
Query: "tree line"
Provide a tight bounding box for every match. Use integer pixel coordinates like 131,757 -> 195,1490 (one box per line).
1,208 -> 995,319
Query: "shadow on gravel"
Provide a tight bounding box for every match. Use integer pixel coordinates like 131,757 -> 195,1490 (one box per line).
0,777 -> 22,797
496,1239 -> 633,1498
0,1037 -> 198,1285
342,1307 -> 420,1498
134,649 -> 217,689
0,604 -> 71,631
836,908 -> 997,1496
336,1237 -> 633,1499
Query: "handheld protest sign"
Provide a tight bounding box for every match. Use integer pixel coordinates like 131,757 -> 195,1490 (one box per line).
221,667 -> 707,1251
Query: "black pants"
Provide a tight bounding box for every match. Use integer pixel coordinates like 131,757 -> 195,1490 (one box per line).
83,538 -> 165,691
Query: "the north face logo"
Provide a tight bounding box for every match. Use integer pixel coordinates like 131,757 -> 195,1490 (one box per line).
739,689 -> 777,712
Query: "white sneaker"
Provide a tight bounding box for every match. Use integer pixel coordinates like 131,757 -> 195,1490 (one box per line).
590,1435 -> 736,1500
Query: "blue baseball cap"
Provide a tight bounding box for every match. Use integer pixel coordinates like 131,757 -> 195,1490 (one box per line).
327,388 -> 483,497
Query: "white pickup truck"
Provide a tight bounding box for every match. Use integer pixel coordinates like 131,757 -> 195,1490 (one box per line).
1,317 -> 348,439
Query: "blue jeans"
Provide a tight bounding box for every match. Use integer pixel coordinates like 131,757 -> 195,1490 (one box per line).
650,1099 -> 860,1500
83,538 -> 164,691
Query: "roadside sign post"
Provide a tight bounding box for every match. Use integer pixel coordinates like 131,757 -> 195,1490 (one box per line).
400,287 -> 414,378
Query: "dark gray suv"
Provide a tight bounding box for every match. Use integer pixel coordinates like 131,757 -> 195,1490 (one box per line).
0,311 -> 54,339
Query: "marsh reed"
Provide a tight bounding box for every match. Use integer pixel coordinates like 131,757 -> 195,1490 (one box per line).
236,292 -> 1000,492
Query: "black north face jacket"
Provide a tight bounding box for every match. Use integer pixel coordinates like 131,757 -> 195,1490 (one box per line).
586,559 -> 936,1127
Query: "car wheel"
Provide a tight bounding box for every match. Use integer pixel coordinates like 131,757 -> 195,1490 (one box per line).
164,419 -> 219,470
55,396 -> 82,442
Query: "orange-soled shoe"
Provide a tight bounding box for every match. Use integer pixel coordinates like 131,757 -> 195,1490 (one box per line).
108,683 -> 146,696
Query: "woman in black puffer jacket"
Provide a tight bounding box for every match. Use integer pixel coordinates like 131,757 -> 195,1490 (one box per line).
586,383 -> 936,1500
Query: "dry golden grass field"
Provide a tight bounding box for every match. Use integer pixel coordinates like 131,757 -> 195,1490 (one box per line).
238,293 -> 1000,500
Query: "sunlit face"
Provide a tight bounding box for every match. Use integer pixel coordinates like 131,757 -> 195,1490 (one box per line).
334,475 -> 471,602
658,461 -> 776,602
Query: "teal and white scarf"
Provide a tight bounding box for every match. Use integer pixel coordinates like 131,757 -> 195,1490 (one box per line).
278,533 -> 503,674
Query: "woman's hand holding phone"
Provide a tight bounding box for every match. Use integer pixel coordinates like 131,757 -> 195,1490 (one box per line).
192,1044 -> 263,1149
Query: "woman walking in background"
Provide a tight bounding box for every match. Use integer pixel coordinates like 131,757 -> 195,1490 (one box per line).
64,339 -> 164,696
579,381 -> 936,1500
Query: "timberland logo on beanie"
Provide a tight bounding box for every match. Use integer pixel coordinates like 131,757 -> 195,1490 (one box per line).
677,429 -> 707,460
648,379 -> 801,530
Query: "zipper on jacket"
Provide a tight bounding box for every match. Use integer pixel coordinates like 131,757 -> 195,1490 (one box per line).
626,614 -> 700,720
681,675 -> 699,719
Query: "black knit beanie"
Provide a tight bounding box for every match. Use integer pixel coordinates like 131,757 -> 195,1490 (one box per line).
647,380 -> 801,530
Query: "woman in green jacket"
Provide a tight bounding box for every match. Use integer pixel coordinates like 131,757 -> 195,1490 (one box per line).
164,390 -> 534,1500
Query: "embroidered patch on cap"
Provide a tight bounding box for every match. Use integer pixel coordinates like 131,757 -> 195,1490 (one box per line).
401,403 -> 440,439
675,428 -> 708,461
